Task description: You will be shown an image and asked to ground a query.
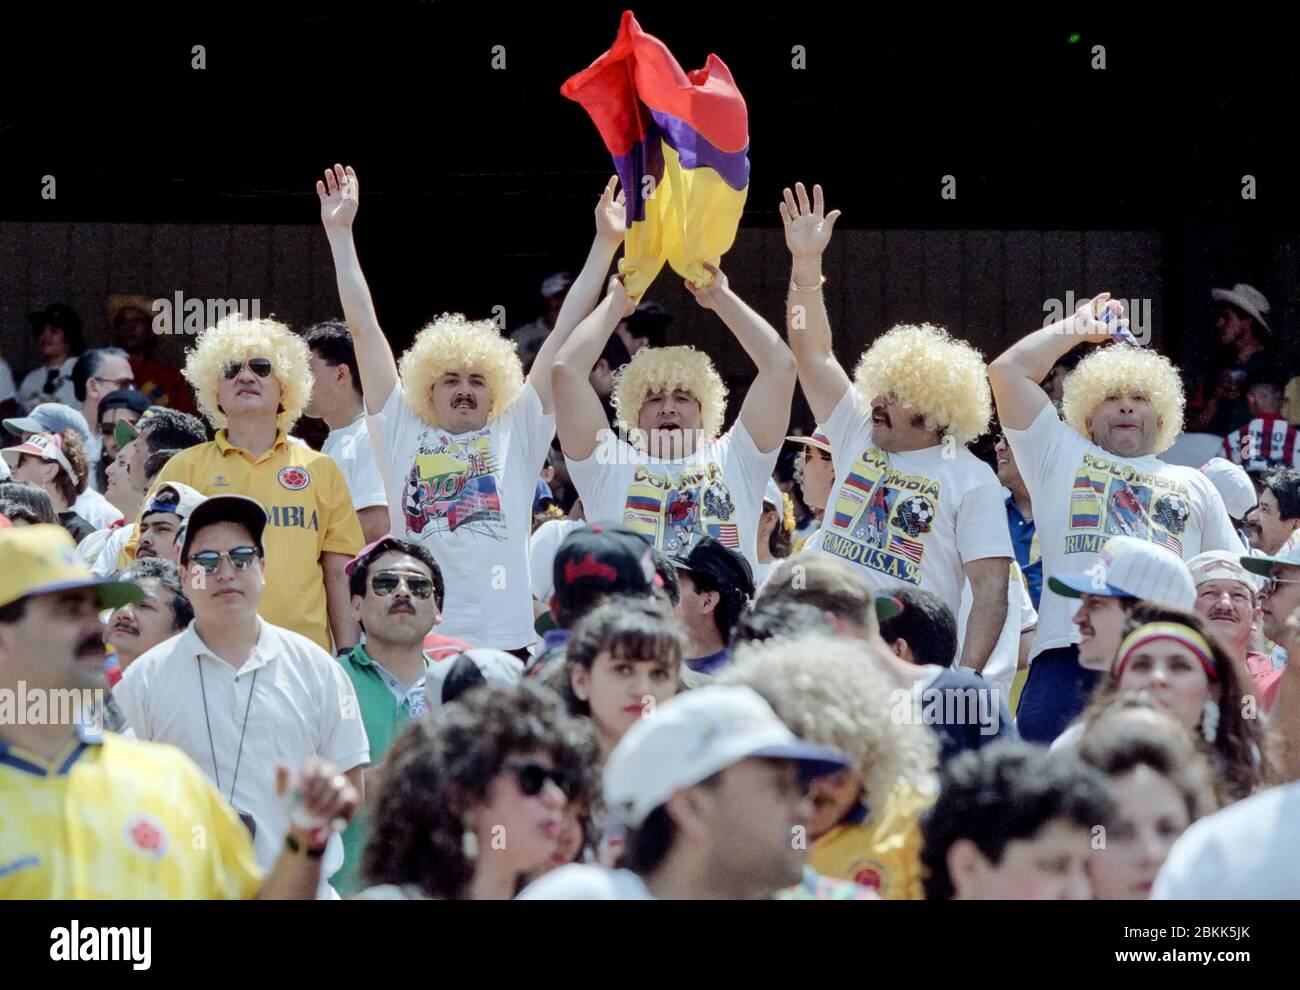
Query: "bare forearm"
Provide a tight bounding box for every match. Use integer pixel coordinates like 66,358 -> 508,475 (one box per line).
959,576 -> 1009,672
712,289 -> 793,375
325,228 -> 398,410
532,235 -> 621,407
324,557 -> 360,651
787,255 -> 833,363
554,293 -> 623,384
257,834 -> 325,900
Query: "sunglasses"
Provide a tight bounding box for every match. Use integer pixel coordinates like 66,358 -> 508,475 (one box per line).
190,546 -> 260,573
94,375 -> 137,390
502,761 -> 575,800
370,571 -> 435,600
1264,575 -> 1300,593
222,358 -> 274,380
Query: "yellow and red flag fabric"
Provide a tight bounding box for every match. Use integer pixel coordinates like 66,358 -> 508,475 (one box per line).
562,10 -> 750,298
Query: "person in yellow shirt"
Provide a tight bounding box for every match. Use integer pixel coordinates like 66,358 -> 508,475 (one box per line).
718,631 -> 939,899
129,315 -> 364,651
0,524 -> 359,898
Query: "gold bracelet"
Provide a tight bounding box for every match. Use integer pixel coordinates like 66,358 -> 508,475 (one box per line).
790,276 -> 824,292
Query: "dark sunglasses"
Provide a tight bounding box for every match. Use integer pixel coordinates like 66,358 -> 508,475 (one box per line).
222,358 -> 274,380
502,761 -> 575,800
190,546 -> 260,573
370,571 -> 435,600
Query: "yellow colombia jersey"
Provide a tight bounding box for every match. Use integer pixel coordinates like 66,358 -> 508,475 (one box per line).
808,783 -> 931,901
0,728 -> 261,899
128,430 -> 364,650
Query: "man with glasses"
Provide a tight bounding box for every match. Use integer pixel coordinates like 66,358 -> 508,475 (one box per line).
333,535 -> 445,895
115,494 -> 370,898
70,348 -> 136,483
1242,533 -> 1300,670
138,316 -> 365,652
1187,550 -> 1281,712
93,388 -> 150,487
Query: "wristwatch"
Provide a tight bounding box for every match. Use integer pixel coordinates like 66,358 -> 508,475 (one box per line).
284,832 -> 327,859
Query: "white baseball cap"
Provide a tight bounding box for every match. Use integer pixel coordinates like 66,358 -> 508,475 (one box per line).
1187,550 -> 1263,594
602,684 -> 851,827
1200,458 -> 1257,519
763,478 -> 783,509
1048,535 -> 1196,609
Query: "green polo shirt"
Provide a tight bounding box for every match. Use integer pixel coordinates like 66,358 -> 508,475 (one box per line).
335,644 -> 429,897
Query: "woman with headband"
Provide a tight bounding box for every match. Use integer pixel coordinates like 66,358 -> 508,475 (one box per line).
1071,603 -> 1264,806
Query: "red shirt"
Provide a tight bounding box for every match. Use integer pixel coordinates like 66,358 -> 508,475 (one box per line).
130,356 -> 196,414
1244,650 -> 1284,713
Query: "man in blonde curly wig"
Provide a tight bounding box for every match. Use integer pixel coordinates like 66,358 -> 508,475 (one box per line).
131,314 -> 365,651
554,261 -> 796,576
321,164 -> 629,652
989,292 -> 1242,743
780,182 -> 1012,674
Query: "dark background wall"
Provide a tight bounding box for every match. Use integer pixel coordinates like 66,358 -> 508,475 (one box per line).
2,2 -> 1297,432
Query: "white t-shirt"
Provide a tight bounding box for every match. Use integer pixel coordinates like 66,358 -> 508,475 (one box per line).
1005,404 -> 1243,659
528,518 -> 585,604
1152,779 -> 1300,899
85,432 -> 104,491
516,864 -> 656,900
366,382 -> 555,649
321,413 -> 388,513
17,358 -> 78,411
86,525 -> 135,576
956,563 -> 1037,693
567,421 -> 777,573
114,618 -> 370,898
804,388 -> 1013,611
73,486 -> 125,530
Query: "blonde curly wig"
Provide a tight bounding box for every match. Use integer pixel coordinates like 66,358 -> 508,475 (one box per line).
717,633 -> 938,808
611,345 -> 727,441
183,314 -> 312,430
851,323 -> 992,445
1061,345 -> 1185,454
397,313 -> 524,428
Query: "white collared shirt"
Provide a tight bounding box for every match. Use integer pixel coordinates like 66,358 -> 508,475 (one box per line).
114,617 -> 370,897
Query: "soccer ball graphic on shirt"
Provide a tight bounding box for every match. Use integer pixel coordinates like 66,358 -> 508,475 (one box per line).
892,496 -> 935,538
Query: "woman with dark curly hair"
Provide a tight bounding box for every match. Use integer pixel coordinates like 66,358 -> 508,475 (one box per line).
354,681 -> 596,899
1068,603 -> 1264,807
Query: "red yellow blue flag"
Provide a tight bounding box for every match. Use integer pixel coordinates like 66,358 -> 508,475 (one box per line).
561,10 -> 750,298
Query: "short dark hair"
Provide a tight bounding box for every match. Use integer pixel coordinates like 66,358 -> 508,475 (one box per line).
562,597 -> 684,717
0,481 -> 57,524
730,599 -> 833,649
623,771 -> 723,874
651,550 -> 680,606
119,557 -> 194,630
71,347 -> 130,403
362,681 -> 591,899
920,741 -> 1114,900
1259,466 -> 1300,521
680,568 -> 748,642
143,448 -> 179,484
347,537 -> 444,610
877,586 -> 959,666
140,409 -> 208,454
305,321 -> 363,398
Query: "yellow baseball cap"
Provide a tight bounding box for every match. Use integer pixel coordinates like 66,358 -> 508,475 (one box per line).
0,525 -> 144,610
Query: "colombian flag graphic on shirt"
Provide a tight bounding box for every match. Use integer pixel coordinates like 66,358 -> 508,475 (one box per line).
561,10 -> 750,298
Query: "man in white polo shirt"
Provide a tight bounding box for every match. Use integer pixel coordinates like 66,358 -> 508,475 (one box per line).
114,494 -> 370,898
517,684 -> 850,900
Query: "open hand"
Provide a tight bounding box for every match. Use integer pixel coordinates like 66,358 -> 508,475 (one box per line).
317,163 -> 359,231
780,182 -> 840,259
595,176 -> 627,245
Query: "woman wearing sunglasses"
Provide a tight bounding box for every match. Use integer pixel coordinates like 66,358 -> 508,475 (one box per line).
1074,604 -> 1264,806
355,681 -> 594,899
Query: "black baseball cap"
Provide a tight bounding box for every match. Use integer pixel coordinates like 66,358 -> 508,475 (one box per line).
179,495 -> 269,563
98,389 -> 152,420
553,523 -> 658,613
668,534 -> 755,599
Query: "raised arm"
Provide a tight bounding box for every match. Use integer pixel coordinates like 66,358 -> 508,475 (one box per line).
986,294 -> 1123,430
529,177 -> 626,413
779,182 -> 849,424
552,276 -> 638,461
685,262 -> 796,453
318,164 -> 398,415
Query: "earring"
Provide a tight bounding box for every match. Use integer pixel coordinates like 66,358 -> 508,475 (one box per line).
1201,698 -> 1220,745
461,824 -> 479,861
